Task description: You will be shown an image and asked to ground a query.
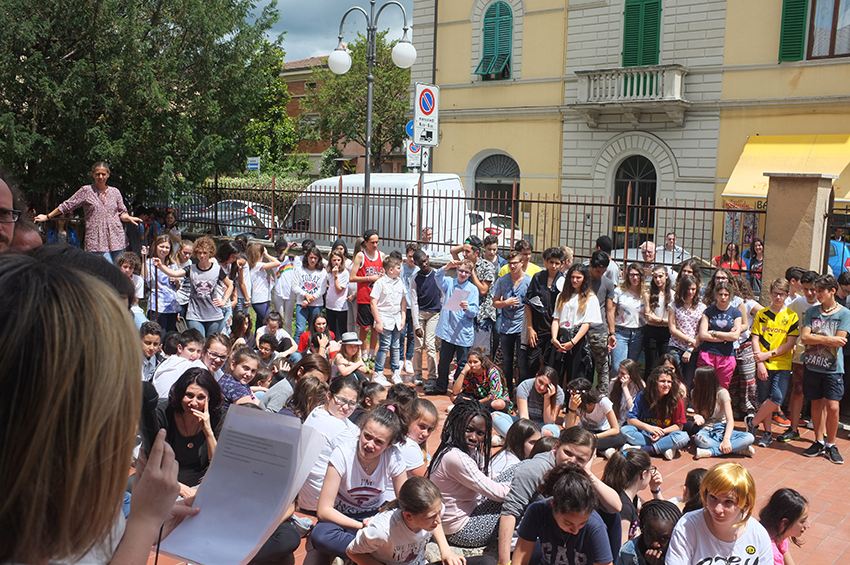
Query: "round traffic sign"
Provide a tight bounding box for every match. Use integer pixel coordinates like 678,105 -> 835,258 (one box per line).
406,120 -> 414,137
419,89 -> 435,116
409,142 -> 421,153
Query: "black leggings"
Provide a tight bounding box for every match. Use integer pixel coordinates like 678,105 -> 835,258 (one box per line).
326,309 -> 348,343
249,518 -> 302,565
594,431 -> 628,452
149,311 -> 178,334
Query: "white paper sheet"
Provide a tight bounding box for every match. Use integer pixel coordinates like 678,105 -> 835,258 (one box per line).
442,288 -> 470,312
160,406 -> 323,565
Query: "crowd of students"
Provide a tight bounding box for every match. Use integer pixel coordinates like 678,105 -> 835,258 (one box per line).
0,181 -> 838,565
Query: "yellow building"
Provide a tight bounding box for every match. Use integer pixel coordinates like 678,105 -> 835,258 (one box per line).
410,0 -> 850,256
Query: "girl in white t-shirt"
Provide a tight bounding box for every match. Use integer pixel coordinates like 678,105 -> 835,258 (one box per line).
489,418 -> 541,477
551,264 -> 601,388
247,243 -> 280,333
347,477 -> 468,565
691,366 -> 755,459
312,403 -> 410,558
564,377 -> 627,458
400,398 -> 438,477
666,463 -> 773,565
326,249 -> 351,340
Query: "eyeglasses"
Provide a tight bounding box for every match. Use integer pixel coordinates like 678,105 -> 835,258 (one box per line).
508,261 -> 521,266
646,466 -> 658,475
333,393 -> 358,409
206,351 -> 228,361
0,208 -> 21,224
628,273 -> 642,278
457,269 -> 471,275
770,291 -> 788,298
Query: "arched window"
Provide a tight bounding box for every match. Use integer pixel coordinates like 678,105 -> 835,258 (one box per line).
613,155 -> 657,248
475,154 -> 520,217
474,1 -> 512,80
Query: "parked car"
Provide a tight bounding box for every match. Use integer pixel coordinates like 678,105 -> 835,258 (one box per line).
181,212 -> 273,240
204,199 -> 279,229
468,210 -> 523,250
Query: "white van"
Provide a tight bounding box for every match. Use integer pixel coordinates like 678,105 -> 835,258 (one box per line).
280,173 -> 472,253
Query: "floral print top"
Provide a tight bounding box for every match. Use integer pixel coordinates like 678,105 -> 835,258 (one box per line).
668,301 -> 707,351
58,184 -> 128,252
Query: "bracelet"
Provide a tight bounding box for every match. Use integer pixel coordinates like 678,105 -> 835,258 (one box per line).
569,340 -> 575,346
651,488 -> 661,494
568,408 -> 576,413
608,332 -> 615,336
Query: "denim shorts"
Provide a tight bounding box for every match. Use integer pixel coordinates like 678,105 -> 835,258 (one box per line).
757,369 -> 791,405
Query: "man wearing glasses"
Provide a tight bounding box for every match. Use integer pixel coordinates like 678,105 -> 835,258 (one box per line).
0,175 -> 20,254
640,241 -> 677,285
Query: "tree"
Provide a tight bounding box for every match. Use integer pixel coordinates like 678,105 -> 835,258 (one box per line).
0,0 -> 284,204
300,31 -> 410,173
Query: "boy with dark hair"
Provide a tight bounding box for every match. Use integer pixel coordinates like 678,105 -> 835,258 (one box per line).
800,274 -> 850,463
162,330 -> 181,356
523,247 -> 565,376
411,250 -> 442,388
400,243 -> 420,375
587,251 -> 616,392
499,239 -> 541,278
152,328 -> 205,399
594,235 -> 620,285
483,234 -> 507,270
116,251 -> 144,302
780,270 -> 820,435
784,266 -> 805,305
257,333 -> 280,368
140,321 -> 164,382
493,250 -> 532,391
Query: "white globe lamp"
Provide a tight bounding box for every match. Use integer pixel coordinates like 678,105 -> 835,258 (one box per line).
328,48 -> 352,75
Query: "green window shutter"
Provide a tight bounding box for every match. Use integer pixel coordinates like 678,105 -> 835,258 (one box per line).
779,0 -> 809,61
622,0 -> 661,67
475,1 -> 512,76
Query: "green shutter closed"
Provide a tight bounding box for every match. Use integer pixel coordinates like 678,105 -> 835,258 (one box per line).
779,0 -> 809,61
622,0 -> 661,67
475,1 -> 512,76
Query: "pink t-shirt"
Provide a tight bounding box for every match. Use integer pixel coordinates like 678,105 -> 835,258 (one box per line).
771,537 -> 788,565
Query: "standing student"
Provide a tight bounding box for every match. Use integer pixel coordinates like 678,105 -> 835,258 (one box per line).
667,274 -> 706,392
451,236 -> 497,356
759,488 -> 810,565
799,274 -> 850,464
350,229 -> 385,361
371,255 -> 407,386
142,235 -> 182,333
273,238 -> 298,333
610,263 -> 646,379
748,238 -> 764,297
523,247 -> 566,378
410,250 -> 442,388
643,266 -> 673,380
697,281 -> 742,390
430,259 -> 480,396
728,275 -> 763,416
326,249 -> 351,341
512,464 -> 614,565
622,366 -> 689,460
493,250 -> 532,392
293,247 -> 329,343
247,243 -> 281,334
666,463 -> 772,565
691,366 -> 755,458
400,243 -> 420,375
551,264 -> 601,388
746,278 -> 799,448
781,271 -> 820,441
586,251 -> 617,394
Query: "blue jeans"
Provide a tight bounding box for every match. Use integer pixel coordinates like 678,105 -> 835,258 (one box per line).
187,319 -> 221,338
621,425 -> 690,453
252,301 -> 271,333
757,369 -> 791,405
97,249 -> 125,264
295,304 -> 321,343
610,327 -> 645,378
491,412 -> 560,437
375,326 -> 401,373
694,423 -> 754,456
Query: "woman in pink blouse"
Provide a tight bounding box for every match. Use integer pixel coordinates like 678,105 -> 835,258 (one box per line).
35,162 -> 142,263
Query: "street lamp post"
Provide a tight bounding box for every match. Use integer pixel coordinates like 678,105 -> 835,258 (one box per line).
328,0 -> 416,230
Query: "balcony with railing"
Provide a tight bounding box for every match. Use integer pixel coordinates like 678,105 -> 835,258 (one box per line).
571,64 -> 690,128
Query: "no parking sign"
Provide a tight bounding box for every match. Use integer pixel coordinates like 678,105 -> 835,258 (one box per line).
413,83 -> 439,147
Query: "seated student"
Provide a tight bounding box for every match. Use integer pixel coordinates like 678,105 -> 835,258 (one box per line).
609,359 -> 645,428
489,419 -> 541,477
257,333 -> 280,368
427,400 -> 510,548
249,366 -> 273,399
758,488 -> 811,565
152,328 -> 205,398
280,376 -> 328,422
258,312 -> 299,359
140,321 -> 164,382
621,366 -> 689,460
218,346 -> 261,411
492,365 -> 564,439
348,382 -> 387,426
616,500 -> 682,565
670,468 -> 706,516
155,367 -> 223,498
311,404 -> 409,558
399,398 -> 438,477
333,332 -> 372,382
298,312 -> 336,352
512,464 -> 614,565
260,354 -> 332,413
229,309 -> 255,350
347,477 -> 486,565
691,366 -> 754,458
601,450 -> 664,547
497,427 -> 622,565
564,377 -> 628,458
162,330 -> 181,357
451,346 -> 513,413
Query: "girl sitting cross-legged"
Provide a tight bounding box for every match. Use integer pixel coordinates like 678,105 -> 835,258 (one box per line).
621,366 -> 690,461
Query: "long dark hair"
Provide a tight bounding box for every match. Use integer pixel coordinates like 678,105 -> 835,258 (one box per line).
566,377 -> 603,419
168,367 -> 223,414
361,402 -> 408,445
284,376 -> 328,422
601,449 -> 651,492
539,463 -> 598,516
215,240 -> 241,280
609,359 -> 644,415
556,263 -> 593,312
673,274 -> 699,308
466,347 -> 508,395
721,242 -> 740,264
759,488 -> 809,547
649,266 -> 673,311
502,419 -> 541,462
703,267 -> 733,306
682,468 -> 707,513
691,366 -> 721,419
643,366 -> 681,422
428,400 -> 493,476
301,247 -> 322,270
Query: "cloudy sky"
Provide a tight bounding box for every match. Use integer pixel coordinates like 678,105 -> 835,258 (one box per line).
260,0 -> 415,63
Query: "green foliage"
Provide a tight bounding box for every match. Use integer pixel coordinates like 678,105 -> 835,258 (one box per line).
0,0 -> 285,204
319,146 -> 344,178
300,32 -> 410,173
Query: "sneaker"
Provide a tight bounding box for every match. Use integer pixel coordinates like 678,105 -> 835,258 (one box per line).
414,376 -> 423,386
744,414 -> 756,436
695,447 -> 712,459
757,432 -> 773,448
803,441 -> 824,457
741,445 -> 756,457
602,447 -> 617,459
662,448 -> 677,461
824,444 -> 844,465
772,412 -> 791,427
806,419 -> 815,430
391,370 -> 403,384
404,360 -> 414,374
491,435 -> 504,446
373,375 -> 391,387
777,429 -> 802,443
622,443 -> 641,451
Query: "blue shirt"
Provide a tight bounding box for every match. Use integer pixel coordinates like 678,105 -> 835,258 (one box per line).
803,304 -> 850,374
493,273 -> 531,334
517,500 -> 613,565
434,269 -> 479,347
701,304 -> 742,357
401,263 -> 419,308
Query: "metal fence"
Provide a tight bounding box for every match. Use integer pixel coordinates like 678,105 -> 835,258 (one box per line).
164,176 -> 765,274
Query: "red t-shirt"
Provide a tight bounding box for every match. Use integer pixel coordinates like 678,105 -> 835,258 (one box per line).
298,330 -> 336,352
356,251 -> 384,304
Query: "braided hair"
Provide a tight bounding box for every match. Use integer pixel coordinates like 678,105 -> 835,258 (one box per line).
428,399 -> 493,476
639,499 -> 682,527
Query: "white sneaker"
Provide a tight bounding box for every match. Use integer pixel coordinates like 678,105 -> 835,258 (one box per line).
603,447 -> 617,459
361,351 -> 369,362
622,444 -> 641,451
404,360 -> 414,374
662,448 -> 677,461
492,435 -> 504,446
695,447 -> 712,459
391,370 -> 403,384
373,375 -> 391,387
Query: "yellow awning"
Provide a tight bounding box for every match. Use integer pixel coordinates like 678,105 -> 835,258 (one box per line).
721,134 -> 850,200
